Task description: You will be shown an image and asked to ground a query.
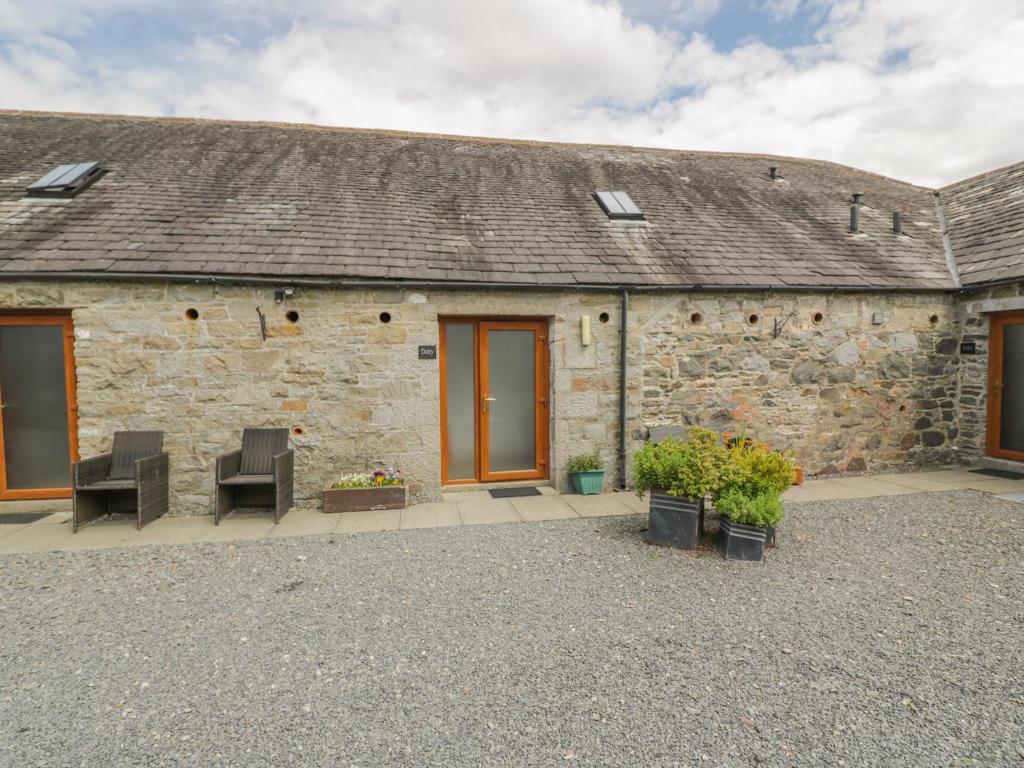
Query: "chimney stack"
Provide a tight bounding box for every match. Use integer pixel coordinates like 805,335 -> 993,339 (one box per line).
769,165 -> 779,180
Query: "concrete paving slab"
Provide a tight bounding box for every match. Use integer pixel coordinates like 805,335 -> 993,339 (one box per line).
456,499 -> 520,525
441,490 -> 491,503
130,516 -> 212,546
995,491 -> 1024,504
609,490 -> 647,513
827,477 -> 917,497
918,469 -> 989,482
564,494 -> 637,518
0,518 -> 136,554
510,496 -> 579,522
194,514 -> 277,543
400,502 -> 462,530
959,477 -> 1024,493
268,509 -> 340,538
334,509 -> 401,533
881,475 -> 972,492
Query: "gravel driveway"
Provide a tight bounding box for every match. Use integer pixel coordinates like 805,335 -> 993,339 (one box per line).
1,489 -> 1022,767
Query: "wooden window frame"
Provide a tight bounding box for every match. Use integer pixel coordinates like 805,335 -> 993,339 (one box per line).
986,310 -> 1024,461
439,317 -> 550,486
0,313 -> 79,500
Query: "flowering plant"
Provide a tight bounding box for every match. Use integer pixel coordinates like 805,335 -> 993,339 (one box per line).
332,466 -> 404,489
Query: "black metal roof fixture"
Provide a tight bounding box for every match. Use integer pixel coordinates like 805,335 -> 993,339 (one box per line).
26,161 -> 106,198
594,190 -> 645,220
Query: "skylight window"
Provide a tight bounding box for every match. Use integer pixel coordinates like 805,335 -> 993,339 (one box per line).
594,190 -> 644,220
26,161 -> 105,198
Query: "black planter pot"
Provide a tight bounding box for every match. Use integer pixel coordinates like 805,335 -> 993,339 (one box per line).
647,491 -> 704,549
718,517 -> 769,561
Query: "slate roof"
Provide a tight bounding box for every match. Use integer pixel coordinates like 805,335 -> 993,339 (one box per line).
939,161 -> 1024,287
0,111 -> 980,290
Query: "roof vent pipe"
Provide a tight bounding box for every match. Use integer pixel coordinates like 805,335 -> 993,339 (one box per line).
769,165 -> 779,180
893,210 -> 902,234
849,192 -> 863,233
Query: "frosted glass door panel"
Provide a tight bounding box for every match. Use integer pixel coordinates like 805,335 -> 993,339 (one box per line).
486,330 -> 535,472
1000,322 -> 1024,453
444,323 -> 476,480
0,325 -> 71,489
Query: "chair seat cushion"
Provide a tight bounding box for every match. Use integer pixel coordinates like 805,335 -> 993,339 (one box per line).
220,474 -> 275,486
78,478 -> 137,491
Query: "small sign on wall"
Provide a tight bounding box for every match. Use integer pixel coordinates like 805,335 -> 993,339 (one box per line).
418,345 -> 437,360
960,341 -> 978,355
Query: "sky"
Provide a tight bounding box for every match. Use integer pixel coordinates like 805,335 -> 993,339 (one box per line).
1,0 -> 1022,187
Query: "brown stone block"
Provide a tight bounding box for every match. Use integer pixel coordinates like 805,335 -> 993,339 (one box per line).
367,325 -> 408,343
281,399 -> 308,412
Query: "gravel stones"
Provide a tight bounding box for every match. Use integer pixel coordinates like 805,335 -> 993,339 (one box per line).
0,489 -> 1021,767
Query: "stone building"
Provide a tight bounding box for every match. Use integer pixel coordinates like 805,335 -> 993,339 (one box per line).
0,111 -> 1021,514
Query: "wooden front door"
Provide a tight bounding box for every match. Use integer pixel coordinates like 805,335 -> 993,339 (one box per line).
439,318 -> 549,485
987,310 -> 1024,461
0,314 -> 79,500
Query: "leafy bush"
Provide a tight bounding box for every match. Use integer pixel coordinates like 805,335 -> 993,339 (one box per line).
716,441 -> 796,499
713,487 -> 784,528
568,451 -> 604,473
332,466 -> 404,489
633,427 -> 726,499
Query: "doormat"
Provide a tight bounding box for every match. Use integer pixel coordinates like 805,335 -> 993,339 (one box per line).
0,512 -> 53,524
489,487 -> 542,499
969,468 -> 1024,480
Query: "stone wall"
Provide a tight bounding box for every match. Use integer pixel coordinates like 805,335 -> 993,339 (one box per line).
631,291 -> 962,475
955,281 -> 1024,461
4,280 -> 625,514
2,280 -> 977,515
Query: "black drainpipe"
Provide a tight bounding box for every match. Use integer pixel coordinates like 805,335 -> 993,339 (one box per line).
618,289 -> 629,489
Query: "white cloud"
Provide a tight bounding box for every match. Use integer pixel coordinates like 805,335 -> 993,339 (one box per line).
0,0 -> 1022,186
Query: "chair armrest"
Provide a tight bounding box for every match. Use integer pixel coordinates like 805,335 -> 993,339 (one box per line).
216,450 -> 243,482
273,449 -> 294,481
136,452 -> 169,484
74,453 -> 112,488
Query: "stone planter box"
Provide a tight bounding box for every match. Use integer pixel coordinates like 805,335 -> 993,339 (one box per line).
323,486 -> 407,513
647,490 -> 704,549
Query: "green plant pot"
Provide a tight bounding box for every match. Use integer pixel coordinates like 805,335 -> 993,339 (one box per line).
570,470 -> 604,495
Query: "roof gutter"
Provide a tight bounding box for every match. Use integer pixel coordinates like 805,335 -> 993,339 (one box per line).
0,271 -> 956,294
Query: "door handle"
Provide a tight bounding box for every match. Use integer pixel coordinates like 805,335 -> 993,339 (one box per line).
482,395 -> 496,414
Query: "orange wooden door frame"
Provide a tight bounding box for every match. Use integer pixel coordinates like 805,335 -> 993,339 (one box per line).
0,313 -> 79,500
439,318 -> 549,485
478,319 -> 549,483
986,310 -> 1024,461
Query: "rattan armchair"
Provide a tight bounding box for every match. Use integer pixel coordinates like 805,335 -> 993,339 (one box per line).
215,428 -> 293,524
73,431 -> 169,532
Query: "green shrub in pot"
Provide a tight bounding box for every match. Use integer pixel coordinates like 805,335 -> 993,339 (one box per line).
632,427 -> 725,499
712,440 -> 795,561
633,427 -> 726,550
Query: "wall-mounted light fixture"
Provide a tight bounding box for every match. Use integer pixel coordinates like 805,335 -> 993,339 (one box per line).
581,315 -> 592,346
275,287 -> 294,304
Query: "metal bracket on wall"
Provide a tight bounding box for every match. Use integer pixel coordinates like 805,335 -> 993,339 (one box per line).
256,306 -> 268,341
773,310 -> 797,339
